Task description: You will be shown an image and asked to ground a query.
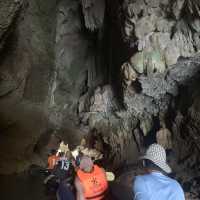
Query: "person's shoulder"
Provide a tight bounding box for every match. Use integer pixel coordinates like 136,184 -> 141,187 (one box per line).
170,178 -> 183,189
166,176 -> 184,193
133,175 -> 149,194
134,174 -> 151,185
136,173 -> 154,180
171,179 -> 185,198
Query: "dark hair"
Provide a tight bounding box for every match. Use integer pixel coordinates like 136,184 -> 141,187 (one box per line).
59,152 -> 65,157
51,149 -> 57,155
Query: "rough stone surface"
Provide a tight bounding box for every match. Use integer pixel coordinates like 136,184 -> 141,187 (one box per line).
123,0 -> 200,74
0,0 -> 56,174
0,0 -> 107,174
80,55 -> 200,167
0,0 -> 200,181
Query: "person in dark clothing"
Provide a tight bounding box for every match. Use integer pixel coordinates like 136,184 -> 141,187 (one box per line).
53,152 -> 75,184
57,180 -> 75,200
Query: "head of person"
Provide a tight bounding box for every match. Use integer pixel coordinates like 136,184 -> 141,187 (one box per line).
51,149 -> 57,156
141,143 -> 172,174
79,156 -> 94,173
66,151 -> 73,160
59,152 -> 65,158
80,138 -> 86,147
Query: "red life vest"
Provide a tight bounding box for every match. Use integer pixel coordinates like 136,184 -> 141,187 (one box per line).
48,155 -> 59,169
77,165 -> 108,200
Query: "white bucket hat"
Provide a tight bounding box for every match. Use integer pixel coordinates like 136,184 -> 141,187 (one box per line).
141,143 -> 172,174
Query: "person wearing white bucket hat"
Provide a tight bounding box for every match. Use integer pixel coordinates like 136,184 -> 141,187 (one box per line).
133,143 -> 185,200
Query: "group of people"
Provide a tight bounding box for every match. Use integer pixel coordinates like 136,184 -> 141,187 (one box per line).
46,134 -> 185,200
46,141 -> 108,200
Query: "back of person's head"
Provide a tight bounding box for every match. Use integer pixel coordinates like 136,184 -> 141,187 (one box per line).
66,151 -> 73,160
59,152 -> 65,157
79,151 -> 84,157
51,149 -> 57,155
79,156 -> 94,172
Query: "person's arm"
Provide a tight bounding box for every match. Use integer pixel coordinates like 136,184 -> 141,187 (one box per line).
133,176 -> 149,200
75,176 -> 85,200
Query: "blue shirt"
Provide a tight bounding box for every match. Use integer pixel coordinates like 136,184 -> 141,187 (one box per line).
133,172 -> 185,200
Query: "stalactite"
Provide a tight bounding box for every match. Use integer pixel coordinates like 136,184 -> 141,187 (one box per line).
81,0 -> 105,31
186,0 -> 200,16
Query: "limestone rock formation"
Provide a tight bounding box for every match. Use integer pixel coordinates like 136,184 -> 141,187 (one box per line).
0,0 -> 200,177
80,55 -> 200,166
81,0 -> 105,31
123,0 -> 200,74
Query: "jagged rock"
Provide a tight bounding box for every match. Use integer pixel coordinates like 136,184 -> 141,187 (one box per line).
172,0 -> 185,19
89,85 -> 118,114
156,18 -> 175,33
139,74 -> 178,99
193,33 -> 200,51
164,43 -> 181,66
121,62 -> 138,87
140,116 -> 153,136
169,55 -> 200,84
124,92 -> 158,117
172,21 -> 195,58
81,0 -> 105,31
135,15 -> 156,40
123,0 -> 200,74
191,18 -> 200,32
51,0 -> 106,127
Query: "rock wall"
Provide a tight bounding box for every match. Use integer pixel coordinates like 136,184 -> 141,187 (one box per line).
0,0 -> 200,173
0,0 -> 107,174
123,0 -> 200,74
49,0 -> 102,127
76,0 -> 200,168
0,0 -> 56,174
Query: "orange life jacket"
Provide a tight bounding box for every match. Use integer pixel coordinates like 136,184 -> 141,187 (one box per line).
77,165 -> 108,200
48,155 -> 59,169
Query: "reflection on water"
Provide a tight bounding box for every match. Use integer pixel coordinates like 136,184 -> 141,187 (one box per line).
0,173 -> 56,200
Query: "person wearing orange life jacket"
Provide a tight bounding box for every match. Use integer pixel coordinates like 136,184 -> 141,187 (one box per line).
75,156 -> 108,200
47,149 -> 59,170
